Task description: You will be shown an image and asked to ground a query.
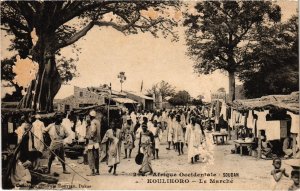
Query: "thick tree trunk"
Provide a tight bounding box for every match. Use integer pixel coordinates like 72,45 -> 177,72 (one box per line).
18,52 -> 61,113
19,37 -> 61,113
228,71 -> 235,102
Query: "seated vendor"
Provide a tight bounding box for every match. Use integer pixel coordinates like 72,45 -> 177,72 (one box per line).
282,134 -> 293,158
238,126 -> 249,140
261,135 -> 273,159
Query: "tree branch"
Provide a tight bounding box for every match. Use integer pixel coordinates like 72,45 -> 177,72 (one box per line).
56,21 -> 94,50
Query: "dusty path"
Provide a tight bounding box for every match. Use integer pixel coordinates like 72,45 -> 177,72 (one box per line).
49,131 -> 294,190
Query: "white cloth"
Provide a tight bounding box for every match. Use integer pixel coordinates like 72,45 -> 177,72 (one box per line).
135,127 -> 143,139
266,121 -> 281,140
246,110 -> 255,129
131,112 -> 137,126
75,120 -> 87,142
166,117 -> 174,142
287,111 -> 300,151
220,101 -> 227,120
150,127 -> 161,149
162,112 -> 167,122
62,118 -> 75,144
187,124 -> 202,163
148,123 -> 156,134
8,122 -> 14,133
240,115 -> 246,126
15,123 -> 26,144
185,124 -> 192,144
287,111 -> 299,134
32,119 -> 45,152
173,121 -> 184,143
254,110 -> 269,131
229,109 -> 235,128
87,142 -> 99,150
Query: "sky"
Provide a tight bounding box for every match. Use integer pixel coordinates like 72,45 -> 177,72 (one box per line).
1,1 -> 298,101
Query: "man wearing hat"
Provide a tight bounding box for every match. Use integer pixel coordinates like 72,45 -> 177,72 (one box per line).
86,110 -> 101,176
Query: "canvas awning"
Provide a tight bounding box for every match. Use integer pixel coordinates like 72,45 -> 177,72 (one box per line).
111,97 -> 137,104
228,91 -> 299,114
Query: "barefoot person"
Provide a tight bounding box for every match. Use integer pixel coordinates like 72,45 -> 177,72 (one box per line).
173,114 -> 184,155
138,123 -> 154,176
43,116 -> 70,174
152,120 -> 162,159
186,117 -> 202,164
122,118 -> 135,159
166,113 -> 174,150
101,120 -> 121,175
86,116 -> 100,176
271,158 -> 289,190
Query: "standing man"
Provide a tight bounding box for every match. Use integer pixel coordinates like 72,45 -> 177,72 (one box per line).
44,116 -> 70,174
90,110 -> 101,146
32,114 -> 45,152
87,110 -> 101,176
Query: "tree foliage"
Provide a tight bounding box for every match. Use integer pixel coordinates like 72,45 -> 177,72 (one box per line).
168,90 -> 191,106
147,80 -> 176,100
1,58 -> 23,101
184,1 -> 281,101
240,15 -> 299,98
1,1 -> 180,112
191,94 -> 204,106
1,1 -> 180,60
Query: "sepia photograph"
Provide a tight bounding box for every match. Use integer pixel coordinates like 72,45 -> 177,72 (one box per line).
1,0 -> 299,190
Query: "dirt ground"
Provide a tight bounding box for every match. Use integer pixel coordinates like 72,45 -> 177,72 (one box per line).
47,131 -> 296,190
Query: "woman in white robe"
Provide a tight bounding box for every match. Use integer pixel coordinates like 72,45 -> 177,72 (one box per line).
187,117 -> 202,163
101,120 -> 122,175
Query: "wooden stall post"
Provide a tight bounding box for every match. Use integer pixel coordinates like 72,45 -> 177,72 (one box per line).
292,133 -> 297,158
257,130 -> 262,159
228,122 -> 231,140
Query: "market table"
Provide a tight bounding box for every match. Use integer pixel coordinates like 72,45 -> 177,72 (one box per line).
234,140 -> 255,156
212,132 -> 229,145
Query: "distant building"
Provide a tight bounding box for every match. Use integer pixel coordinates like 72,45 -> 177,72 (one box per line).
125,91 -> 154,111
56,86 -> 138,112
56,86 -> 105,112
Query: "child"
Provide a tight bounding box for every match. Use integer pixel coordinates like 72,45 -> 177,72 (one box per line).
271,158 -> 289,190
288,170 -> 300,191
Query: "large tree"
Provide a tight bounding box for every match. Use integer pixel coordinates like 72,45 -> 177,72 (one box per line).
240,15 -> 299,98
184,1 -> 281,102
1,1 -> 179,112
168,90 -> 191,106
147,80 -> 176,100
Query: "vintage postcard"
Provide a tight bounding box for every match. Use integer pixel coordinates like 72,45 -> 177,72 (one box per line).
1,1 -> 299,190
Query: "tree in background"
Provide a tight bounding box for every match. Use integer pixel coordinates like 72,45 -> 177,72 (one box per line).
1,58 -> 23,101
147,80 -> 176,100
191,94 -> 204,106
117,71 -> 126,92
168,90 -> 191,106
240,15 -> 299,98
184,1 -> 281,102
1,1 -> 180,112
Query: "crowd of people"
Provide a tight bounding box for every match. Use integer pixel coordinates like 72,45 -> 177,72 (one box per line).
120,106 -> 215,175
6,104 -> 299,190
10,105 -> 216,186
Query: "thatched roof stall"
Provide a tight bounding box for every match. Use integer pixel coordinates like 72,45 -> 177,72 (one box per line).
228,92 -> 299,114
